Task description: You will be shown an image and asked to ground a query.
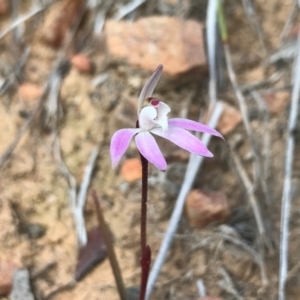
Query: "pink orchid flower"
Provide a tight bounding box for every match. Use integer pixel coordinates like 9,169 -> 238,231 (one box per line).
110,65 -> 223,171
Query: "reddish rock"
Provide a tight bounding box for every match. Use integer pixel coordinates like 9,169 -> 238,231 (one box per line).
105,17 -> 206,76
0,0 -> 8,15
185,189 -> 230,229
121,158 -> 142,182
71,54 -> 92,73
0,260 -> 19,296
18,83 -> 44,103
40,0 -> 85,48
263,91 -> 290,114
217,102 -> 242,135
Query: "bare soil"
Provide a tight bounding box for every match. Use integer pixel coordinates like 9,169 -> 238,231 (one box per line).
0,0 -> 299,300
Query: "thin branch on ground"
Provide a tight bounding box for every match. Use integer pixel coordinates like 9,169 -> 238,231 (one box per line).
218,267 -> 244,300
145,101 -> 224,300
279,32 -> 300,300
278,1 -> 298,44
0,47 -> 30,96
218,231 -> 268,288
229,143 -> 271,251
224,44 -> 271,207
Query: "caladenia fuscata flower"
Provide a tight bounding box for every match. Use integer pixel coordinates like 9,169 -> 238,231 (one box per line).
110,64 -> 223,171
109,64 -> 223,300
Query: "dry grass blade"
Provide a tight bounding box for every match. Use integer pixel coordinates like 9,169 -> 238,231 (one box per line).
224,44 -> 271,207
0,47 -> 30,96
11,0 -> 24,43
278,32 -> 300,300
0,84 -> 44,168
145,102 -> 224,300
206,0 -> 218,105
218,267 -> 244,300
219,231 -> 268,288
241,0 -> 267,55
250,90 -> 271,182
229,144 -> 270,250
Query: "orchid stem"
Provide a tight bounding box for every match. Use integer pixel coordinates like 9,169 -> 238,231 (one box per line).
140,153 -> 148,253
139,153 -> 151,300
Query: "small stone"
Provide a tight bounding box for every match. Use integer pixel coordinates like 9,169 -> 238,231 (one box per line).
25,223 -> 47,239
185,189 -> 230,229
10,269 -> 34,300
18,83 -> 44,103
71,54 -> 92,73
217,102 -> 242,135
121,158 -> 142,182
0,0 -> 8,15
40,0 -> 85,48
105,17 -> 206,76
263,90 -> 290,114
0,260 -> 19,296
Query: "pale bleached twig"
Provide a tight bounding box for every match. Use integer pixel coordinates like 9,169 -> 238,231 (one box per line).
278,0 -> 298,44
53,136 -> 77,215
114,0 -> 145,21
206,0 -> 218,105
0,5 -> 45,40
76,146 -> 100,246
278,32 -> 300,300
196,279 -> 206,297
145,102 -> 224,300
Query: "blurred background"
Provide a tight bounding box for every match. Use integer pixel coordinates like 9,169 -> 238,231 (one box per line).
0,0 -> 299,299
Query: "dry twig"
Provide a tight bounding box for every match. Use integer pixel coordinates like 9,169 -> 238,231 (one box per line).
206,0 -> 218,105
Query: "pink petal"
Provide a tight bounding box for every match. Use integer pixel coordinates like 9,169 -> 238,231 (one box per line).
110,129 -> 141,168
168,118 -> 224,139
151,127 -> 213,157
135,131 -> 167,171
137,65 -> 163,114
